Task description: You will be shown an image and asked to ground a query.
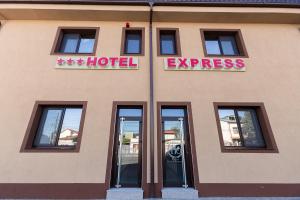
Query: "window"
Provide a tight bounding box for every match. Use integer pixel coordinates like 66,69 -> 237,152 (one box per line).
157,28 -> 181,56
21,101 -> 87,152
201,29 -> 248,57
51,27 -> 99,55
121,28 -> 144,55
214,103 -> 278,153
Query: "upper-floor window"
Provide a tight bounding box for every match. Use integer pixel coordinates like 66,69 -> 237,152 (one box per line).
201,29 -> 248,57
21,101 -> 87,152
51,27 -> 99,55
121,28 -> 145,55
214,102 -> 278,153
157,28 -> 181,56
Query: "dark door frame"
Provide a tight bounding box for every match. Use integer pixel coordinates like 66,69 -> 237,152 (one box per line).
105,102 -> 147,195
157,102 -> 199,196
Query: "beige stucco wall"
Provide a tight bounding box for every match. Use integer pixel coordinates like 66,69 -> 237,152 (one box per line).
0,6 -> 300,185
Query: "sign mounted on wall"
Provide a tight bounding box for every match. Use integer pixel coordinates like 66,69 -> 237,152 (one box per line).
55,56 -> 139,70
164,58 -> 246,71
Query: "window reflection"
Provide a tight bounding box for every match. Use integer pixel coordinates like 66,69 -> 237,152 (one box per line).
113,107 -> 143,187
160,31 -> 177,55
119,108 -> 142,117
205,40 -> 221,55
58,108 -> 83,147
58,30 -> 96,54
119,120 -> 141,186
60,34 -> 80,53
35,108 -> 63,146
125,31 -> 141,54
78,38 -> 95,53
204,31 -> 240,56
220,36 -> 239,56
218,108 -> 266,148
238,110 -> 265,148
218,109 -> 242,147
34,107 -> 83,148
162,109 -> 185,117
164,121 -> 182,158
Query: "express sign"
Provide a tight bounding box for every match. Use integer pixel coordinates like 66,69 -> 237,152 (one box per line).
164,58 -> 246,71
55,56 -> 246,72
55,56 -> 139,70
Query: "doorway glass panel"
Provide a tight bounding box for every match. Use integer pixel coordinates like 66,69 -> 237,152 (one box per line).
111,107 -> 142,188
162,107 -> 192,188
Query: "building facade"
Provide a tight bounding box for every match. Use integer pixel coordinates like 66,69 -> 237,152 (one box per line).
0,0 -> 300,198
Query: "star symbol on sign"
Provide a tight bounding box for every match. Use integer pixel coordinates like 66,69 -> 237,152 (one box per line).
67,58 -> 74,65
57,58 -> 65,65
77,58 -> 84,65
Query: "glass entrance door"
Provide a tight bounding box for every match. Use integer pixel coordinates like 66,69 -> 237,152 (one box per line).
111,107 -> 142,188
161,108 -> 193,188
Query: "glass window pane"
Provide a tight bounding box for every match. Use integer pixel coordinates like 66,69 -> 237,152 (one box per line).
218,109 -> 242,147
205,40 -> 221,55
160,33 -> 176,55
59,33 -> 80,53
220,36 -> 239,56
119,108 -> 142,117
119,120 -> 141,186
34,108 -> 63,146
58,108 -> 83,147
125,32 -> 141,54
163,120 -> 183,186
162,108 -> 185,117
78,38 -> 95,53
238,109 -> 266,148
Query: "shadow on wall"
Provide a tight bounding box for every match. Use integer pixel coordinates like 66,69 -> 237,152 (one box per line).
0,20 -> 7,31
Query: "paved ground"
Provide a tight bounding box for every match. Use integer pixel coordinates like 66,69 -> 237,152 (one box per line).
144,198 -> 300,200
3,198 -> 300,200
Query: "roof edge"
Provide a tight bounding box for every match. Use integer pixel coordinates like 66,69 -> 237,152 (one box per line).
0,0 -> 299,8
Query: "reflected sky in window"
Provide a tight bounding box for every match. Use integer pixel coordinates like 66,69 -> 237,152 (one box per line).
78,38 -> 95,53
125,33 -> 141,54
161,34 -> 176,55
119,108 -> 142,117
162,109 -> 185,117
60,108 -> 82,132
205,40 -> 221,55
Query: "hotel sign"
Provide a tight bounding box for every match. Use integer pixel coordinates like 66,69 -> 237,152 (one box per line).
55,56 -> 139,70
164,58 -> 246,71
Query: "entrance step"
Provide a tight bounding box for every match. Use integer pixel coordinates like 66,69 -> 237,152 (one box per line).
106,188 -> 143,200
162,188 -> 198,199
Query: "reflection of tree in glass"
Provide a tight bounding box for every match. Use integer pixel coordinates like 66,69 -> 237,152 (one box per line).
50,114 -> 60,144
122,136 -> 131,144
170,127 -> 180,139
240,111 -> 257,145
